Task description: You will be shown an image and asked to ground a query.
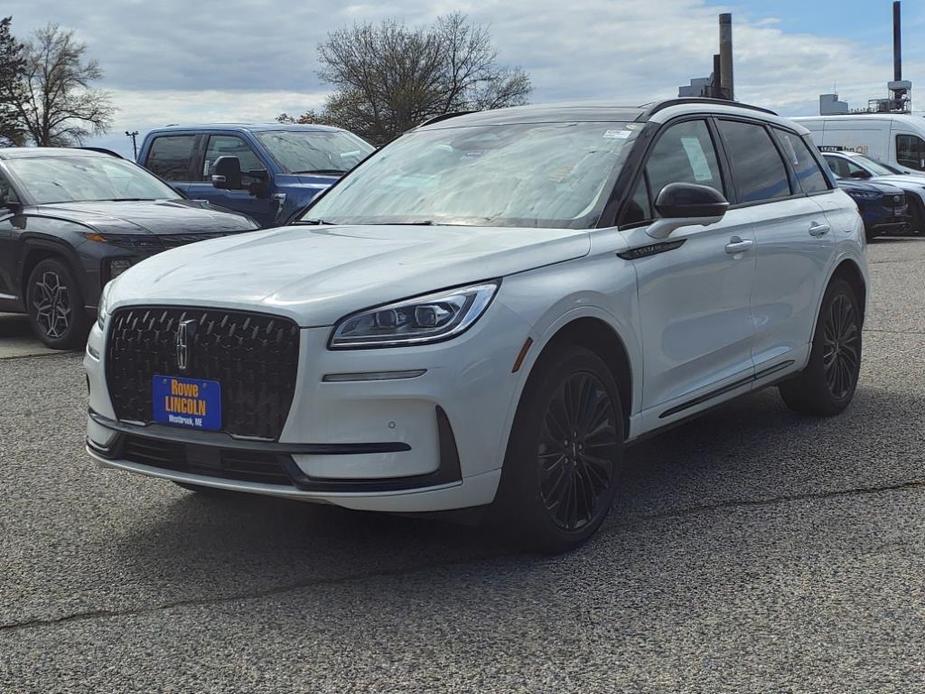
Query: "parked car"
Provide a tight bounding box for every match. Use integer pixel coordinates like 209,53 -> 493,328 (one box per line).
820,149 -> 924,233
794,114 -> 925,175
0,148 -> 259,349
833,178 -> 908,240
87,99 -> 867,552
136,124 -> 375,228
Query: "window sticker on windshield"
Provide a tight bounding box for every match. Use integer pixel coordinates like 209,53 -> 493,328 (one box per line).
680,137 -> 713,182
603,129 -> 631,139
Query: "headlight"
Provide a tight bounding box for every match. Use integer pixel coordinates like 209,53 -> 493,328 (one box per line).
847,190 -> 880,201
330,281 -> 499,349
97,281 -> 114,330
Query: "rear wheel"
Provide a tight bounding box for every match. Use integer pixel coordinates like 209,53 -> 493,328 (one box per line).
779,278 -> 862,416
494,345 -> 624,553
26,258 -> 90,350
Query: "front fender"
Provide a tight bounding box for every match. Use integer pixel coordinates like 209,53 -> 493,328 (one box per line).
494,250 -> 642,431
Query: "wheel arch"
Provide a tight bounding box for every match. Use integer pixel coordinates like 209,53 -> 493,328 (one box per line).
829,257 -> 867,326
19,241 -> 82,304
527,316 -> 634,439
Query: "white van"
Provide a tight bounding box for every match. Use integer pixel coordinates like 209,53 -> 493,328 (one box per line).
794,115 -> 925,174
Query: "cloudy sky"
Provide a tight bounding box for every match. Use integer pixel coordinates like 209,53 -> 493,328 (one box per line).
7,0 -> 925,156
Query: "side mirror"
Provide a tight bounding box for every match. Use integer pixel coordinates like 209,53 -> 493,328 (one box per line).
849,169 -> 871,179
211,156 -> 242,190
647,182 -> 729,240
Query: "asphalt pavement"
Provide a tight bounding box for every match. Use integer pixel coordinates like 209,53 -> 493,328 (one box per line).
1,239 -> 924,693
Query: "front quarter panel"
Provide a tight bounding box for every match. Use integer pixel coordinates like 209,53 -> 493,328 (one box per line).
496,229 -> 642,429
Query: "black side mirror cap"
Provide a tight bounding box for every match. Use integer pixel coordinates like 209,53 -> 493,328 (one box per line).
645,182 -> 729,240
849,169 -> 871,179
211,156 -> 242,190
654,182 -> 729,219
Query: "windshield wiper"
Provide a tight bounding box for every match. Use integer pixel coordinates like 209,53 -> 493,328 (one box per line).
292,169 -> 348,176
293,218 -> 337,225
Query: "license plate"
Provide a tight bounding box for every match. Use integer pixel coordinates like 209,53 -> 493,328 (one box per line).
152,375 -> 222,431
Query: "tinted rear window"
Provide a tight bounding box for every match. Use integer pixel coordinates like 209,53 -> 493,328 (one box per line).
717,120 -> 791,203
146,135 -> 196,181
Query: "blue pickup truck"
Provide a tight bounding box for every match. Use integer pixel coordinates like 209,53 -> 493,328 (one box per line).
136,124 -> 374,227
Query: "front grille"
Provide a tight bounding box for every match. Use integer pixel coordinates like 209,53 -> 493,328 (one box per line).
121,435 -> 293,486
107,307 -> 300,440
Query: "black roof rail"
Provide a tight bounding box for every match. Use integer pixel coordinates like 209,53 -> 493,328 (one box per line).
418,111 -> 474,127
75,146 -> 124,158
637,98 -> 778,121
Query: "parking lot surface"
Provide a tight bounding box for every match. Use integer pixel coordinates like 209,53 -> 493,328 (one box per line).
1,239 -> 924,693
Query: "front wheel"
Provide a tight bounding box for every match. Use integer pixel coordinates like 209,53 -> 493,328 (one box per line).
779,278 -> 862,416
494,345 -> 624,553
26,258 -> 90,350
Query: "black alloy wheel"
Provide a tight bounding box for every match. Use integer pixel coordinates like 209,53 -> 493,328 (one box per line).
538,372 -> 619,531
494,345 -> 624,553
779,278 -> 862,416
822,293 -> 861,400
26,258 -> 90,350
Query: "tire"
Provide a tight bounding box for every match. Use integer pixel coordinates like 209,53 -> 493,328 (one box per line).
779,278 -> 862,416
26,257 -> 90,350
910,198 -> 925,236
493,345 -> 624,553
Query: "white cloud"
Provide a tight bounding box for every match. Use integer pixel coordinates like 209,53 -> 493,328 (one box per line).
6,0 -> 923,156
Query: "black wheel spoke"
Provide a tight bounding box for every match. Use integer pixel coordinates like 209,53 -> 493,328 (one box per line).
821,293 -> 860,400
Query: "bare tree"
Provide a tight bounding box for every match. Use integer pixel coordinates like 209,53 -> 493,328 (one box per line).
0,16 -> 25,145
5,24 -> 114,146
281,13 -> 531,144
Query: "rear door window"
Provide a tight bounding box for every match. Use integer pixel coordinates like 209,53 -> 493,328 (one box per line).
146,135 -> 197,181
717,120 -> 792,203
773,129 -> 830,193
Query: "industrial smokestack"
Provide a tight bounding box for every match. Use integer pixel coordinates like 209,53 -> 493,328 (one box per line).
719,13 -> 734,100
893,1 -> 902,81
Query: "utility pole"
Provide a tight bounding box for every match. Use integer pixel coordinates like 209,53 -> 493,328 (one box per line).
124,130 -> 139,159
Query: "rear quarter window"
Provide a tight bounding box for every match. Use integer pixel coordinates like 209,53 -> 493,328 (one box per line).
774,129 -> 830,194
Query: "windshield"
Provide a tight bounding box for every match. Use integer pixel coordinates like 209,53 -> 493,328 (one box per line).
257,130 -> 374,175
300,121 -> 639,228
853,155 -> 899,176
7,155 -> 177,204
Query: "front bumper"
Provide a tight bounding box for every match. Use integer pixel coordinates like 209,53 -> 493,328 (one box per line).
84,299 -> 531,512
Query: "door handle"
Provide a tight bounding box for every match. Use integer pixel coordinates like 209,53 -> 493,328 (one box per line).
809,222 -> 831,237
724,236 -> 753,255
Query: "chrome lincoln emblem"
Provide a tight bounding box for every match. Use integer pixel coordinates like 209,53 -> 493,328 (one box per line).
176,319 -> 196,371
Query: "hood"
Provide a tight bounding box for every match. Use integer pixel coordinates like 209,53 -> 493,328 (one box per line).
110,224 -> 590,325
33,199 -> 258,234
868,174 -> 925,191
836,179 -> 903,195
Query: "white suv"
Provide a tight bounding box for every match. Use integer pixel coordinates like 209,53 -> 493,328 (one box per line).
85,99 -> 867,552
